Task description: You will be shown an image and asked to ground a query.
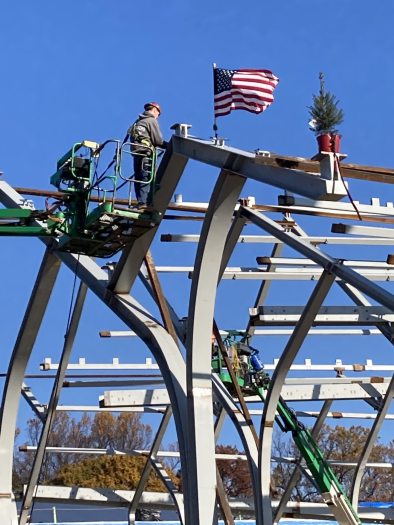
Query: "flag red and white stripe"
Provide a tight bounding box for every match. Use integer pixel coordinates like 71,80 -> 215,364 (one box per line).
214,68 -> 279,118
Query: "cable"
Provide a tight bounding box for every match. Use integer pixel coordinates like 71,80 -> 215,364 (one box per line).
334,152 -> 363,221
64,254 -> 81,337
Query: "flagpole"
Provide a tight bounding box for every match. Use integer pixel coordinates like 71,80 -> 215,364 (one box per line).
212,62 -> 218,139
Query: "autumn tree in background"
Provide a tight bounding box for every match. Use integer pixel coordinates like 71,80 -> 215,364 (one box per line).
271,424 -> 394,502
50,455 -> 178,492
89,411 -> 152,451
13,411 -> 153,492
318,425 -> 393,502
14,415 -> 393,503
216,444 -> 252,498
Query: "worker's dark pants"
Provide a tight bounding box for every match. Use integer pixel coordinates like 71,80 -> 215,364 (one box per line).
133,155 -> 152,205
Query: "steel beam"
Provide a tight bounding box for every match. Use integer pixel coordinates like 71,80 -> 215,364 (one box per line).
185,169 -> 246,525
101,379 -> 390,406
157,265 -> 394,281
30,485 -> 394,524
0,248 -> 60,525
161,233 -> 394,245
258,270 -> 336,525
0,182 -> 191,525
19,282 -> 88,525
249,305 -> 394,325
171,135 -> 347,200
240,207 -> 394,312
332,222 -> 394,238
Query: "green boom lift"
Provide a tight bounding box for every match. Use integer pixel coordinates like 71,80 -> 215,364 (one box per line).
0,138 -> 160,257
213,333 -> 362,525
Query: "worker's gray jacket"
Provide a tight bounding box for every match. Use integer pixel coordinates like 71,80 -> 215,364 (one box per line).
128,110 -> 164,148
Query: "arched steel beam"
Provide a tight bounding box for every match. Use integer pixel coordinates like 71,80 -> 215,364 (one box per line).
0,182 -> 190,525
336,282 -> 394,507
53,252 -> 190,503
141,266 -> 262,523
240,207 -> 394,524
186,169 -> 246,525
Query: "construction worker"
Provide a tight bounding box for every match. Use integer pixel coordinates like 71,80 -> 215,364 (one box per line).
127,102 -> 167,207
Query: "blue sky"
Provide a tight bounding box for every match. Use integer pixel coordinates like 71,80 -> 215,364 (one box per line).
0,1 -> 393,446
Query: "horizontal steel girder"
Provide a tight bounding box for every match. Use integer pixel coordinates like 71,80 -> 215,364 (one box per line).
161,233 -> 394,245
172,135 -> 348,200
249,305 -> 394,325
101,380 -> 389,406
30,485 -> 394,524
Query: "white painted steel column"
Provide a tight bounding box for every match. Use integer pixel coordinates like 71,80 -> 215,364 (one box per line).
186,170 -> 246,525
55,254 -> 190,509
0,249 -> 60,525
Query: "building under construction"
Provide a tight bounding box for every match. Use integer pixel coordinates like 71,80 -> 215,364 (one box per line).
0,124 -> 393,525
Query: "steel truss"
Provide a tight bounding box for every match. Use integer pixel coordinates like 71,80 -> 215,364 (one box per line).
0,125 -> 393,525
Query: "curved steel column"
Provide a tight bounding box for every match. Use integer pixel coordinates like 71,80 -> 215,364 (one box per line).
186,170 -> 246,525
59,253 -> 189,455
0,249 -> 60,525
258,270 -> 336,525
338,283 -> 394,507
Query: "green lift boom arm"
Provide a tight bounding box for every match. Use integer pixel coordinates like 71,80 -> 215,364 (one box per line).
255,384 -> 361,525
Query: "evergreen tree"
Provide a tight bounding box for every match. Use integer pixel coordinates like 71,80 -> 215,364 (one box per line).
308,72 -> 344,135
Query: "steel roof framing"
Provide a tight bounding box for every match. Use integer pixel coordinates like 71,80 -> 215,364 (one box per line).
0,127 -> 393,525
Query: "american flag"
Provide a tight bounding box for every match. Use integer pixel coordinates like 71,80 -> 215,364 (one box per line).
214,67 -> 279,118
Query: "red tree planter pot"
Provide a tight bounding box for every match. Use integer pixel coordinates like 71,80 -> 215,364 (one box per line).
317,133 -> 341,153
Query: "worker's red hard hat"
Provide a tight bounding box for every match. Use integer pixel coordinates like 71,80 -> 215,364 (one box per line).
144,101 -> 161,115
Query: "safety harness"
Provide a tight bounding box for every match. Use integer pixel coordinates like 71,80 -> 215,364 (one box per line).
128,120 -> 153,152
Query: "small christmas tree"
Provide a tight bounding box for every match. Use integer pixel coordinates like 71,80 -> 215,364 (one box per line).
308,72 -> 344,136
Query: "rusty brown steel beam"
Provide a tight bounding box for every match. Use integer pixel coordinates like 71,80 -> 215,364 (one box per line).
255,153 -> 394,184
216,466 -> 235,525
11,187 -> 394,225
144,250 -> 180,347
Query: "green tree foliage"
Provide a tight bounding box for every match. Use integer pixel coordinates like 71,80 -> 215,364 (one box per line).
50,455 -> 176,492
271,424 -> 393,502
308,72 -> 344,135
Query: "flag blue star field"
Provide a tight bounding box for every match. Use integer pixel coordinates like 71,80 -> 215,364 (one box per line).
214,67 -> 279,118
